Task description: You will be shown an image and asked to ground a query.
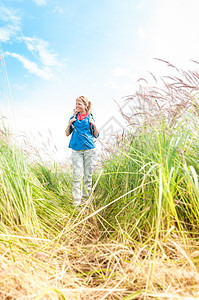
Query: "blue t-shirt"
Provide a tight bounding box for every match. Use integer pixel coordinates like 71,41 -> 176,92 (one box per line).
68,113 -> 98,150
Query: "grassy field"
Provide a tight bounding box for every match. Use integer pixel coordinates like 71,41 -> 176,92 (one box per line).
0,64 -> 199,299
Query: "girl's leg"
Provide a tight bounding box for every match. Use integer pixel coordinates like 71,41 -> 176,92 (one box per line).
82,149 -> 95,201
72,150 -> 84,206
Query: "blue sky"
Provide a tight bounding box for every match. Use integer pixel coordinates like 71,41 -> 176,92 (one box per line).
0,0 -> 199,161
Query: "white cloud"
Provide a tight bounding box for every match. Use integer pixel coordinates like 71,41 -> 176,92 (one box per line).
0,6 -> 21,42
21,37 -> 61,67
0,4 -> 62,80
5,52 -> 53,80
0,28 -> 11,42
5,36 -> 63,80
33,0 -> 47,6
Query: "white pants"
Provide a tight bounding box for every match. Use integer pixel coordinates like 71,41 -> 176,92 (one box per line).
72,149 -> 95,206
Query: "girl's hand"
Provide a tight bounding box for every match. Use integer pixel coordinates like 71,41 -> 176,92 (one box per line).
66,117 -> 76,136
69,117 -> 76,125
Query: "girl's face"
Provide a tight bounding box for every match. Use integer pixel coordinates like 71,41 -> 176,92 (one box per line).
76,99 -> 87,114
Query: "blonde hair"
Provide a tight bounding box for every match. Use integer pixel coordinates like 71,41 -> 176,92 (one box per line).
76,96 -> 92,114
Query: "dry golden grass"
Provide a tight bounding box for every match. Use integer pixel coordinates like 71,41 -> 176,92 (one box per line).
0,224 -> 199,299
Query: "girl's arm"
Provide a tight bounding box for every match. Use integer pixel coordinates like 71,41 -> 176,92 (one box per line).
65,117 -> 76,136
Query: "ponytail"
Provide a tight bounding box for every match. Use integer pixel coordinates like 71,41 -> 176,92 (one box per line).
87,100 -> 92,114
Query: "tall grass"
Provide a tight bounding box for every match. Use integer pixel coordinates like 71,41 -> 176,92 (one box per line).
0,129 -> 75,238
94,63 -> 199,248
96,119 -> 198,243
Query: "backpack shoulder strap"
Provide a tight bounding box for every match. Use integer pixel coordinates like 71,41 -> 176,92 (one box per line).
88,112 -> 93,119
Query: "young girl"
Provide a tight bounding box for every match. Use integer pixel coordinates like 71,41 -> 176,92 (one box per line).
65,96 -> 99,206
